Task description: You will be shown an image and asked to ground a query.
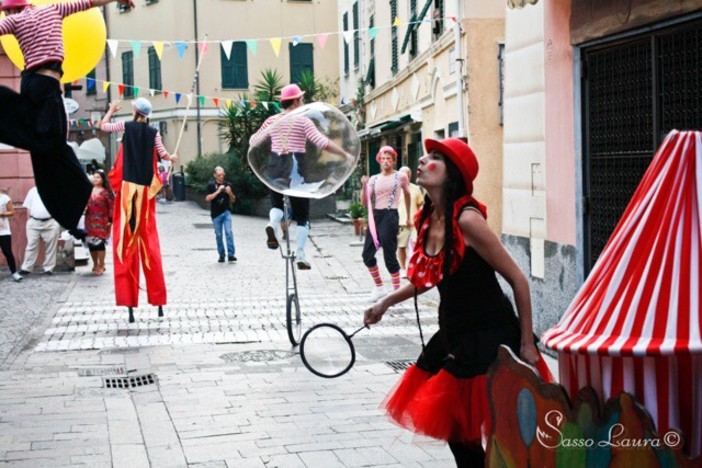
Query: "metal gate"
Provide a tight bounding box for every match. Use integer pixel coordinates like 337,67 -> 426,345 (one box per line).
583,19 -> 702,270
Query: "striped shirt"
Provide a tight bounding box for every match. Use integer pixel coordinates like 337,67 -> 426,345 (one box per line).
101,121 -> 170,158
250,113 -> 329,153
0,0 -> 93,71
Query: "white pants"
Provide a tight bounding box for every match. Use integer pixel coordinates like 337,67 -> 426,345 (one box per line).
21,218 -> 61,273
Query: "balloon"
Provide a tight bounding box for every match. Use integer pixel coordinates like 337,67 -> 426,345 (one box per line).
0,0 -> 107,84
248,102 -> 361,199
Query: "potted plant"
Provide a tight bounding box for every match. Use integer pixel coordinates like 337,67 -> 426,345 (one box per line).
348,201 -> 366,236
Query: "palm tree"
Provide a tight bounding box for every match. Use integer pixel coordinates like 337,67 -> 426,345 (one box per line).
253,69 -> 284,103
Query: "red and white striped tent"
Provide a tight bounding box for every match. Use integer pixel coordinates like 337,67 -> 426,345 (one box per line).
543,130 -> 702,457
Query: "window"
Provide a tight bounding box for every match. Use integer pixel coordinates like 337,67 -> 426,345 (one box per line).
290,43 -> 314,84
343,12 -> 350,76
145,0 -> 158,4
148,47 -> 162,91
122,51 -> 134,98
86,69 -> 96,95
117,2 -> 131,13
391,0 -> 398,75
221,42 -> 248,89
433,0 -> 444,39
448,122 -> 459,137
409,0 -> 418,58
353,2 -> 360,70
366,15 -> 376,88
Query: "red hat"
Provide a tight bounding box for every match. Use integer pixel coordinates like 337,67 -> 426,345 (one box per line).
424,138 -> 479,195
1,0 -> 29,10
375,145 -> 397,163
279,84 -> 305,102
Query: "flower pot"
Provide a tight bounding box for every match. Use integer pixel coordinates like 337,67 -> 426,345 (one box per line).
352,218 -> 363,236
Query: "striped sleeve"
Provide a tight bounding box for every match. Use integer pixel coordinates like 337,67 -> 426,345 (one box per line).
301,118 -> 329,149
154,131 -> 169,158
100,121 -> 126,133
249,115 -> 275,146
0,16 -> 16,36
57,0 -> 93,17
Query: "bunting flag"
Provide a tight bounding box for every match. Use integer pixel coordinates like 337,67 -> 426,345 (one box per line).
107,39 -> 119,58
198,95 -> 205,106
221,40 -> 233,60
175,93 -> 181,104
149,89 -> 155,97
342,30 -> 354,44
86,78 -> 95,89
368,27 -> 379,39
225,98 -> 232,108
163,90 -> 169,99
269,38 -> 282,57
212,97 -> 220,107
393,16 -> 402,27
153,41 -> 164,60
118,84 -> 125,96
198,41 -> 209,59
245,39 -> 258,56
133,86 -> 139,96
186,94 -> 193,106
316,33 -> 329,49
175,41 -> 188,59
291,36 -> 302,46
102,81 -> 110,93
130,40 -> 142,59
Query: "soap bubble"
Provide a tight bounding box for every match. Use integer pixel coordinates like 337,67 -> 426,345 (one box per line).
247,102 -> 361,199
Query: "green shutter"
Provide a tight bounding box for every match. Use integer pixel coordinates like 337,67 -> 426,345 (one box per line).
290,43 -> 313,84
221,42 -> 248,89
391,0 -> 398,75
148,47 -> 162,90
353,2 -> 359,69
122,51 -> 133,98
343,12 -> 349,75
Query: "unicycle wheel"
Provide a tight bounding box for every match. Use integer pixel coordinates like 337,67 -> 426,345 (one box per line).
286,293 -> 302,346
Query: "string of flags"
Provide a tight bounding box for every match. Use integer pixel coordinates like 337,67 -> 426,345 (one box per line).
105,16 -> 457,61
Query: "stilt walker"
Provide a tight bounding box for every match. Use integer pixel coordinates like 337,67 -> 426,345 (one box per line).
101,98 -> 177,323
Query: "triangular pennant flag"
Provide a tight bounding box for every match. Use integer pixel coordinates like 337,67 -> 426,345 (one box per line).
133,86 -> 139,96
393,16 -> 402,27
249,100 -> 256,109
149,89 -> 155,97
198,41 -> 209,59
175,42 -> 188,59
130,40 -> 142,59
221,40 -> 233,60
272,102 -> 281,112
239,99 -> 246,107
153,41 -> 164,60
175,93 -> 181,104
86,78 -> 95,88
212,98 -> 220,107
225,98 -> 232,108
245,39 -> 258,56
107,39 -> 119,58
292,36 -> 302,46
451,16 -> 457,23
368,27 -> 379,39
187,94 -> 193,106
102,81 -> 110,93
118,84 -> 125,96
262,102 -> 269,110
163,91 -> 169,99
342,31 -> 354,44
269,38 -> 281,57
316,33 -> 329,49
198,95 -> 205,106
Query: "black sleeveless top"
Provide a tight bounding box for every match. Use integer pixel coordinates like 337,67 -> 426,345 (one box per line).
417,248 -> 523,378
122,121 -> 158,186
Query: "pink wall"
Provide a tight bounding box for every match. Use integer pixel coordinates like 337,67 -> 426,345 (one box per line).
544,1 -> 576,246
0,45 -> 32,268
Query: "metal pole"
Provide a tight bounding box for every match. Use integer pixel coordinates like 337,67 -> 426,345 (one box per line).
193,0 -> 203,158
103,6 -> 114,168
453,0 -> 466,139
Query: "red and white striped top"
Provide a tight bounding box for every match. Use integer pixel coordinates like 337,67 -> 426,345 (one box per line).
0,0 -> 94,71
101,121 -> 170,159
543,130 -> 702,357
250,113 -> 329,154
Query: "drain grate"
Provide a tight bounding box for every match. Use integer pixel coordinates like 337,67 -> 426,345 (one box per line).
103,373 -> 157,389
385,360 -> 415,372
77,367 -> 125,377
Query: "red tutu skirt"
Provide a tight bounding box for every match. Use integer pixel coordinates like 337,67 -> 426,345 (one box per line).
382,356 -> 555,445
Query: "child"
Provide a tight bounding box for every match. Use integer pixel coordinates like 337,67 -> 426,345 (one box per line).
0,0 -> 134,229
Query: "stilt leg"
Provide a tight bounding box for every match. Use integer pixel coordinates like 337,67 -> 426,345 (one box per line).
158,305 -> 163,318
128,307 -> 135,323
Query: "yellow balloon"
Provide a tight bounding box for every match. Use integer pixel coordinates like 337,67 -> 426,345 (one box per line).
0,0 -> 106,84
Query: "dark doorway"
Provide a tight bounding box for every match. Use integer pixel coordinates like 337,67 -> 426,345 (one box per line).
582,19 -> 701,271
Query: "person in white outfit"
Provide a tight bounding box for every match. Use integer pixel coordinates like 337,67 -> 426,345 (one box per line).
0,188 -> 22,281
19,186 -> 61,275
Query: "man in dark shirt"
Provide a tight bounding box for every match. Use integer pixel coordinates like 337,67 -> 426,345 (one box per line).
205,166 -> 236,263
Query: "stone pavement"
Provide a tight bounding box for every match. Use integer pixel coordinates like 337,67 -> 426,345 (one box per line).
0,200 -> 556,467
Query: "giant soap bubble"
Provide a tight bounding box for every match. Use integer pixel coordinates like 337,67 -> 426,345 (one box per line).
248,102 -> 361,199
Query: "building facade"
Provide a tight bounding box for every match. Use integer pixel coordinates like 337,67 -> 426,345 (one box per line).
340,0 -> 505,234
503,0 -> 702,336
102,0 -> 341,169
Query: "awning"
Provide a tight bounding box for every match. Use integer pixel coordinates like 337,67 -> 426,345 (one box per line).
357,114 -> 413,139
507,0 -> 539,9
401,0 -> 433,54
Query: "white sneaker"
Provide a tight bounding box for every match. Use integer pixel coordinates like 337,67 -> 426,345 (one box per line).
12,272 -> 22,282
369,286 -> 387,302
296,250 -> 311,270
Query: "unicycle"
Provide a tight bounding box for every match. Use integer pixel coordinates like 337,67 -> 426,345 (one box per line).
280,195 -> 302,346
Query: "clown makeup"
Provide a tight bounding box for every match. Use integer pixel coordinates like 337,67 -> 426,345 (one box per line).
379,153 -> 395,172
416,151 -> 446,190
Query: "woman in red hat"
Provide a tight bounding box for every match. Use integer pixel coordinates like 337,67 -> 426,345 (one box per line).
0,0 -> 134,230
363,138 -> 553,466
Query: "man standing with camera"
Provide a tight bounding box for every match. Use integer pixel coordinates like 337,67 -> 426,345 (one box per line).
205,166 -> 236,263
